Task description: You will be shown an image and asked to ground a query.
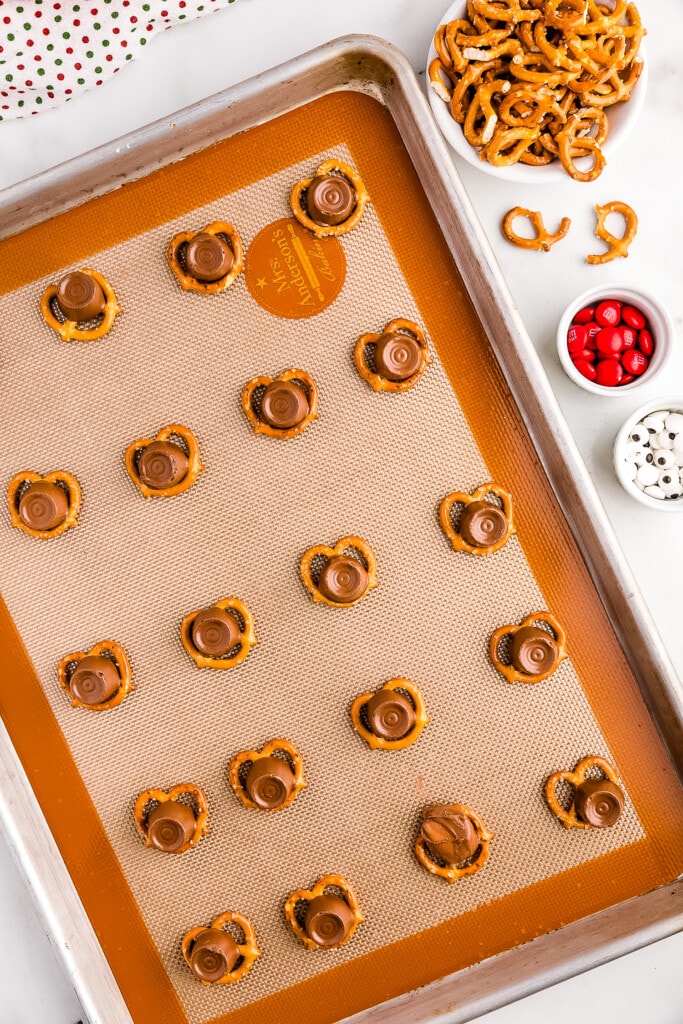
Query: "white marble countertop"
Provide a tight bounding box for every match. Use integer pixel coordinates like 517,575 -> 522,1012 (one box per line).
1,1 -> 682,1021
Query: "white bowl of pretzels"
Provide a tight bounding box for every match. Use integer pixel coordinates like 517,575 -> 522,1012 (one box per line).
426,0 -> 648,183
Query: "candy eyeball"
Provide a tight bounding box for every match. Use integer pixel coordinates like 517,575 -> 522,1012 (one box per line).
624,460 -> 637,481
655,431 -> 675,450
642,414 -> 665,434
665,412 -> 683,435
674,448 -> 683,467
658,472 -> 681,497
629,426 -> 649,445
635,464 -> 659,487
653,449 -> 675,469
644,485 -> 666,499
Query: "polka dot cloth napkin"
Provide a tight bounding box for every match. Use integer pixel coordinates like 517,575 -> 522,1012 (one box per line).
0,0 -> 236,120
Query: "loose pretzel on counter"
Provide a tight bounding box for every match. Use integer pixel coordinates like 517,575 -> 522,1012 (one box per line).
587,200 -> 638,264
181,912 -> 261,985
354,318 -> 431,393
125,423 -> 203,498
349,678 -> 430,751
7,470 -> 82,540
284,874 -> 364,950
414,804 -> 494,883
228,738 -> 306,812
439,483 -> 515,555
545,755 -> 622,830
134,783 -> 209,854
290,160 -> 369,239
299,535 -> 378,609
167,221 -> 244,294
181,598 -> 257,670
489,610 -> 567,684
40,268 -> 121,342
502,208 -> 571,251
241,368 -> 319,439
57,640 -> 133,712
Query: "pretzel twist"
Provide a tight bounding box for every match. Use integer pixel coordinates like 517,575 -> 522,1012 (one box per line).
290,160 -> 369,238
7,470 -> 81,540
489,610 -> 568,684
284,874 -> 364,950
349,679 -> 430,751
414,804 -> 494,883
545,756 -> 622,829
134,783 -> 209,854
354,318 -> 431,393
180,597 -> 257,670
167,222 -> 244,294
299,535 -> 378,608
125,423 -> 204,498
241,369 -> 319,439
228,739 -> 306,811
181,912 -> 260,984
57,640 -> 133,712
587,200 -> 638,264
502,208 -> 571,251
40,269 -> 120,342
439,483 -> 515,553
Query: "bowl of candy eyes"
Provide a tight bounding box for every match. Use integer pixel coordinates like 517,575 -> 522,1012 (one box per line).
614,399 -> 683,511
556,285 -> 673,396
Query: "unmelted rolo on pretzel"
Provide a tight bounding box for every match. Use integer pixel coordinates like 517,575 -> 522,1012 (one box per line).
429,0 -> 646,180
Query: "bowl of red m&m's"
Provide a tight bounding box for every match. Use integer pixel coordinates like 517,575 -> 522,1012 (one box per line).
557,285 -> 673,396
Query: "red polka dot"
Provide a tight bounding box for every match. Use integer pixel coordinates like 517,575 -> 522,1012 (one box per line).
146,23 -> 152,30
65,46 -> 73,53
2,106 -> 9,111
47,92 -> 54,98
57,72 -> 65,80
35,8 -> 42,16
161,8 -> 168,15
26,38 -> 34,46
96,79 -> 102,85
74,62 -> 82,70
65,88 -> 72,94
90,7 -> 98,12
82,35 -> 89,42
130,14 -> 137,22
42,27 -> 50,34
34,54 -> 42,61
17,64 -> 25,70
24,80 -> 33,86
121,38 -> 127,46
54,3 -> 61,8
73,17 -> 80,25
112,26 -> 119,33
105,52 -> 113,60
2,17 -> 10,25
179,1 -> 186,7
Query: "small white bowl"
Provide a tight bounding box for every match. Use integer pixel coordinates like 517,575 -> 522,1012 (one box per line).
425,0 -> 648,184
556,284 -> 673,397
614,397 -> 683,511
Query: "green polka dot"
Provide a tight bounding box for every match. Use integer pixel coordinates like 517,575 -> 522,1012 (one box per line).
77,77 -> 85,84
95,66 -> 102,74
5,74 -> 12,82
142,3 -> 150,9
36,96 -> 42,104
140,36 -> 147,43
86,50 -> 93,58
18,100 -> 24,107
125,52 -> 132,60
178,14 -> 185,19
23,23 -> 32,31
102,38 -> 109,46
46,43 -> 54,51
72,4 -> 80,11
111,10 -> 118,17
55,58 -> 63,65
55,14 -> 62,21
7,33 -> 14,42
16,5 -> 24,12
93,22 -> 101,29
37,67 -> 45,76
62,31 -> 70,39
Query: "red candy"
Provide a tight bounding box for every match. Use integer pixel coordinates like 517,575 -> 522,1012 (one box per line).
622,349 -> 649,375
573,306 -> 595,325
618,325 -> 637,349
622,304 -> 646,330
573,358 -> 597,381
584,321 -> 601,346
567,324 -> 588,352
595,359 -> 623,386
638,328 -> 654,355
621,374 -> 635,385
595,300 -> 622,327
580,348 -> 595,362
596,327 -> 622,356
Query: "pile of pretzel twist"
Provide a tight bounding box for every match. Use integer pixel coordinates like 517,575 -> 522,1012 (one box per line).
429,0 -> 645,180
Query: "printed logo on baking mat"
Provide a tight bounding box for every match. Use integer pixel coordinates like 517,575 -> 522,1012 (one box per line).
246,217 -> 346,319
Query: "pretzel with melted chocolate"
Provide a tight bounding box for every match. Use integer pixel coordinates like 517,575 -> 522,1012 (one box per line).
7,470 -> 81,540
502,208 -> 571,251
587,200 -> 638,264
125,423 -> 203,498
168,221 -> 244,293
242,369 -> 319,439
545,755 -> 625,830
414,803 -> 494,883
299,536 -> 378,609
228,739 -> 306,812
134,783 -> 209,854
40,268 -> 121,342
284,874 -> 364,950
354,318 -> 431,393
440,483 -> 515,555
57,640 -> 133,712
350,678 -> 430,751
181,911 -> 261,985
181,597 -> 257,670
290,159 -> 369,238
489,610 -> 567,683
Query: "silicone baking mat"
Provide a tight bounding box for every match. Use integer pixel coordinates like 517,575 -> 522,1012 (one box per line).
0,92 -> 682,1024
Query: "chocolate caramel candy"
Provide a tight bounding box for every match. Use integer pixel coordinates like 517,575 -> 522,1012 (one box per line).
245,755 -> 295,810
56,271 -> 107,322
304,893 -> 354,948
18,480 -> 69,531
146,800 -> 197,852
374,332 -> 423,382
69,655 -> 120,706
509,625 -> 559,676
189,928 -> 240,983
459,500 -> 508,548
420,803 -> 479,866
191,607 -> 241,657
260,380 -> 310,430
366,688 -> 416,741
184,233 -> 234,282
574,778 -> 624,828
317,556 -> 368,604
306,175 -> 355,227
137,440 -> 189,490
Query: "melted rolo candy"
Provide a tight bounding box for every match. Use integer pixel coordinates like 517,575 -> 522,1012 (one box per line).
304,893 -> 354,948
459,500 -> 508,547
260,380 -> 310,430
317,555 -> 368,604
366,688 -> 416,740
574,778 -> 624,828
69,655 -> 120,705
137,440 -> 189,490
306,175 -> 355,227
420,803 -> 480,865
184,233 -> 234,282
56,271 -> 107,321
245,755 -> 295,810
189,928 -> 240,983
374,332 -> 423,382
509,625 -> 559,676
146,800 -> 197,852
191,607 -> 241,657
18,480 -> 69,531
